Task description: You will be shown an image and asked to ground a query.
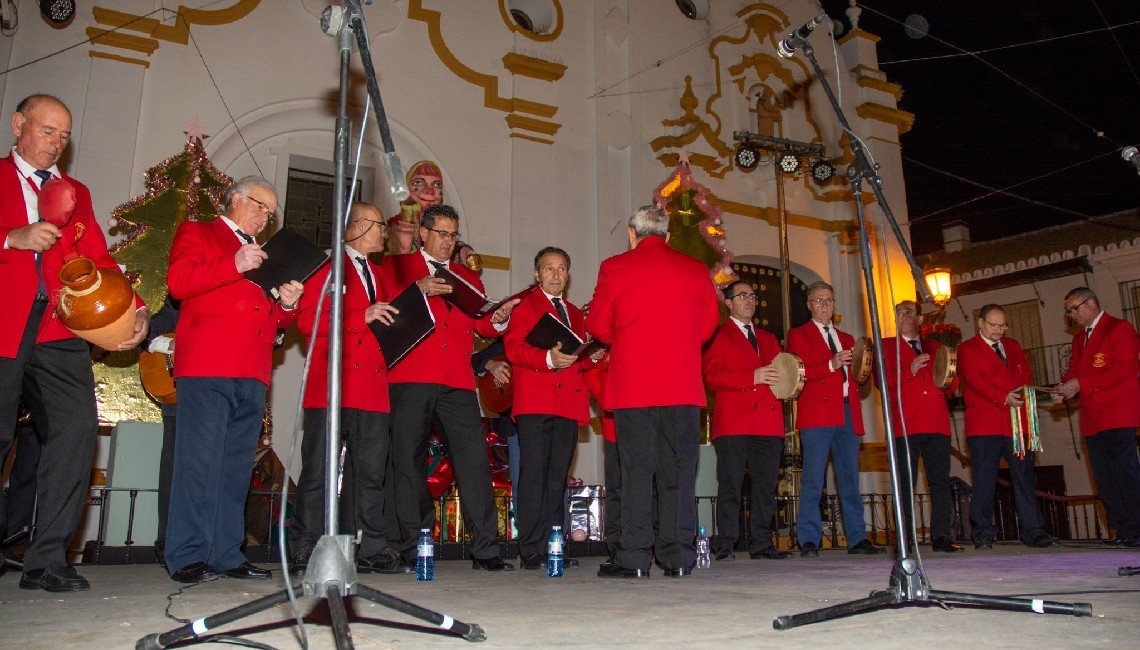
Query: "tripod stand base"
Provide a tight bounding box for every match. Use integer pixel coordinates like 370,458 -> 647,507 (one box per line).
773,559 -> 1092,631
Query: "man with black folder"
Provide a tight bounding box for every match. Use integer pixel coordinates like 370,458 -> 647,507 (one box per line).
587,205 -> 720,579
289,203 -> 411,576
164,176 -> 303,583
377,204 -> 518,571
504,247 -> 602,569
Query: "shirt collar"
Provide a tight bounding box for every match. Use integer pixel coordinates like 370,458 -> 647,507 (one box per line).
542,288 -> 563,302
420,248 -> 447,268
812,319 -> 833,335
11,147 -> 59,180
1087,310 -> 1104,333
345,244 -> 366,261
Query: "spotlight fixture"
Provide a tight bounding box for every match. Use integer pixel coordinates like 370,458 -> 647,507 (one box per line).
39,0 -> 74,24
777,152 -> 801,174
735,141 -> 761,171
810,160 -> 835,184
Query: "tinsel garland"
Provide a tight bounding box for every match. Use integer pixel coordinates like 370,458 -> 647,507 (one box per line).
652,157 -> 737,289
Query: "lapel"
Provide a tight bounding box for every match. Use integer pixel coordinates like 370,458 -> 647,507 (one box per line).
732,321 -> 759,357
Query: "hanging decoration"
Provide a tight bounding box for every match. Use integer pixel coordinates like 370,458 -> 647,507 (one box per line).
653,149 -> 736,288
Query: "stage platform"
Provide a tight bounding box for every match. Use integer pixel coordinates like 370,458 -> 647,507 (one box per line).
1,543 -> 1137,648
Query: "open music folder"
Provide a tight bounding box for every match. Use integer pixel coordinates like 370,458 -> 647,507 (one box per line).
370,283 -> 437,369
432,265 -> 535,319
524,312 -> 606,361
244,229 -> 330,300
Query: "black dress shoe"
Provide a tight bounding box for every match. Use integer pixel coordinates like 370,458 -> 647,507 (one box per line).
800,542 -> 819,558
597,562 -> 650,579
1120,535 -> 1140,548
714,548 -> 735,561
171,562 -> 218,584
1101,536 -> 1125,546
520,553 -> 544,570
1025,534 -> 1060,548
750,547 -> 794,560
471,556 -> 514,571
19,566 -> 91,592
848,539 -> 886,555
222,562 -> 272,579
288,549 -> 313,577
974,537 -> 994,550
663,566 -> 693,577
931,537 -> 965,553
359,550 -> 414,575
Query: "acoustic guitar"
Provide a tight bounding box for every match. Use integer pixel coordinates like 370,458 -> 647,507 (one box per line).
476,354 -> 513,415
139,336 -> 176,405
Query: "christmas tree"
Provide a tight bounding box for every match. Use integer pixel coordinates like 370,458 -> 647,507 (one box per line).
653,150 -> 736,289
94,128 -> 232,423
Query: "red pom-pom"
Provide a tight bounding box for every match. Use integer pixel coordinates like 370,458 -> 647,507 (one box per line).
38,177 -> 76,226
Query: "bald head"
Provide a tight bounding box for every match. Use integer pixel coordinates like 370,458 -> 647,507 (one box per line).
345,202 -> 387,255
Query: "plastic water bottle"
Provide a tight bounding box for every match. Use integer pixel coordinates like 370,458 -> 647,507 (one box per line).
696,526 -> 712,569
547,526 -> 565,577
416,528 -> 434,582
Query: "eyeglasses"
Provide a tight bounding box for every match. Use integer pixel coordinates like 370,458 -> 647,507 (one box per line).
982,320 -> 1009,331
423,227 -> 461,241
241,193 -> 276,217
731,293 -> 758,302
809,298 -> 835,306
1064,297 -> 1091,315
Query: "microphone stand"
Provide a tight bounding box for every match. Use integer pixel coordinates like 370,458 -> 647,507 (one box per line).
136,2 -> 484,647
771,23 -> 1093,630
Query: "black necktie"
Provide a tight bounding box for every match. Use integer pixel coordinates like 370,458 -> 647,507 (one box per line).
236,230 -> 254,244
992,341 -> 1007,365
744,323 -> 758,353
429,261 -> 450,310
908,339 -> 922,355
357,257 -> 376,304
1085,326 -> 1093,343
32,171 -> 52,298
824,326 -> 847,381
552,296 -> 570,327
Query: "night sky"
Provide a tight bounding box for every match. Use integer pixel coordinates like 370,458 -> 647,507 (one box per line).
818,1 -> 1140,254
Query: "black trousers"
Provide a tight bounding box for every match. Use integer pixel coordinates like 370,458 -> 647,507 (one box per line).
389,383 -> 499,560
713,435 -> 782,553
1086,427 -> 1140,538
515,414 -> 577,556
154,408 -> 176,547
967,435 -> 1046,542
291,407 -> 393,558
0,299 -> 98,573
893,433 -> 953,541
614,406 -> 699,572
603,438 -> 622,555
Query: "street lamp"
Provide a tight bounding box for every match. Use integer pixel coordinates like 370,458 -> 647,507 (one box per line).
924,268 -> 952,306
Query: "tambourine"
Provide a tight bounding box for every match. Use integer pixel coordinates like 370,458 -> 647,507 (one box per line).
770,352 -> 807,401
851,336 -> 873,384
933,346 -> 957,389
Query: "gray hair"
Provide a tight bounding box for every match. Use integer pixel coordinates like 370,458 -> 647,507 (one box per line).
1064,286 -> 1098,308
628,205 -> 669,239
806,281 -> 834,299
224,175 -> 276,214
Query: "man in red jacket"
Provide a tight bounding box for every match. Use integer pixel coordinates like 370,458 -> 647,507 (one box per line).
1057,287 -> 1140,547
587,205 -> 719,578
878,300 -> 962,553
957,304 -> 1057,550
378,204 -> 518,571
0,94 -> 149,592
787,281 -> 883,557
288,203 -> 412,576
164,176 -> 304,583
702,280 -> 793,561
504,247 -> 603,569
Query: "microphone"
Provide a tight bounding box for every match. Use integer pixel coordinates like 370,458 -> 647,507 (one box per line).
777,13 -> 827,59
1123,146 -> 1140,175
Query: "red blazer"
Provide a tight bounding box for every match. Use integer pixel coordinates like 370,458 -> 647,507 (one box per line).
168,219 -> 297,385
1062,313 -> 1140,437
504,289 -> 593,423
702,320 -> 784,438
876,337 -> 958,437
297,254 -> 390,413
957,334 -> 1032,437
786,320 -> 865,435
377,253 -> 500,390
0,155 -> 142,358
583,352 -> 615,442
585,236 -> 719,409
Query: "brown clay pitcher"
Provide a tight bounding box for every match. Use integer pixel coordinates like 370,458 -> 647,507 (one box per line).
56,256 -> 136,349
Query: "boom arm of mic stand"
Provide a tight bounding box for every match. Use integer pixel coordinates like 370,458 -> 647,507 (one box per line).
345,0 -> 409,201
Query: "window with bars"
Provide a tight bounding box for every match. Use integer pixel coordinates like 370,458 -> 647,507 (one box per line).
1119,279 -> 1140,332
282,167 -> 365,249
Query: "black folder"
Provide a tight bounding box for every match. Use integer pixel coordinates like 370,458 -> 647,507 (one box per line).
432,265 -> 517,319
524,312 -> 607,361
370,283 -> 437,369
245,229 -> 330,300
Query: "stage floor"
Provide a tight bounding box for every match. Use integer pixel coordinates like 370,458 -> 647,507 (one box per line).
1,543 -> 1137,648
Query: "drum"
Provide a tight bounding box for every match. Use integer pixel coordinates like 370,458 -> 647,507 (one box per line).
933,346 -> 957,389
770,352 -> 806,401
851,336 -> 873,384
